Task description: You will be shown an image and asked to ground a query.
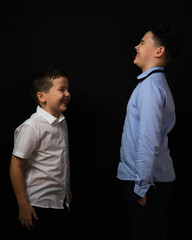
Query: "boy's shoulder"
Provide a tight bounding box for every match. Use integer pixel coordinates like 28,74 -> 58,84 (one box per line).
18,112 -> 40,126
15,112 -> 46,134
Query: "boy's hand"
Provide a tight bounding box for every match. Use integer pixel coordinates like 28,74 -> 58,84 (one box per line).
19,204 -> 38,230
137,195 -> 147,206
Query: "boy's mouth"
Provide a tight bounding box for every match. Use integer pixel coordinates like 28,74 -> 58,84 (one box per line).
62,101 -> 68,105
61,99 -> 69,105
135,52 -> 139,58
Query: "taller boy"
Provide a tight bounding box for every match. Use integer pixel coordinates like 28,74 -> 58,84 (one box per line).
117,23 -> 182,240
10,68 -> 71,239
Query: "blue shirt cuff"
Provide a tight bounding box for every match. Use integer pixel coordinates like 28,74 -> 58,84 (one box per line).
134,181 -> 154,198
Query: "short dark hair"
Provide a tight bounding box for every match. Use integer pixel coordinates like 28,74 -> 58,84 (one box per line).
148,23 -> 182,64
30,68 -> 69,103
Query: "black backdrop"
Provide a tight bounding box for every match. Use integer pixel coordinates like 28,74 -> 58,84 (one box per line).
2,1 -> 191,239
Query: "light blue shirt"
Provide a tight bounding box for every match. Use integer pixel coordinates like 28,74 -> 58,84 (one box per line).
117,67 -> 176,197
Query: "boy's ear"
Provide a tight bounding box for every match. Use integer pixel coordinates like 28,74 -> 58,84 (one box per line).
155,46 -> 165,58
37,92 -> 46,104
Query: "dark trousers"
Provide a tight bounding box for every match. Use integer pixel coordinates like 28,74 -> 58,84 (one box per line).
20,206 -> 70,240
122,180 -> 174,240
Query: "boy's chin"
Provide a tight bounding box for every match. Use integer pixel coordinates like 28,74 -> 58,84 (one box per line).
60,106 -> 67,112
133,58 -> 138,65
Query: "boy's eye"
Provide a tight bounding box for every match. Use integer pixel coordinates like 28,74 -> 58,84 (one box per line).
59,88 -> 65,92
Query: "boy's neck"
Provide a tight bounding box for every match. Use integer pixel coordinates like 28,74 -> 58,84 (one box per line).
39,105 -> 61,119
141,63 -> 165,73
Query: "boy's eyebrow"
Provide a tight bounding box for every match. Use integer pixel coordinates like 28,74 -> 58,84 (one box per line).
58,84 -> 69,89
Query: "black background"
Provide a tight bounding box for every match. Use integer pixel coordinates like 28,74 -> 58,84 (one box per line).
1,1 -> 191,239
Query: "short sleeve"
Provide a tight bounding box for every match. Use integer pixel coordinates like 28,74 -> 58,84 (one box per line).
12,123 -> 38,159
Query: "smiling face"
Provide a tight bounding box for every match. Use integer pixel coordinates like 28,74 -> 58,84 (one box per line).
133,31 -> 165,72
37,76 -> 70,118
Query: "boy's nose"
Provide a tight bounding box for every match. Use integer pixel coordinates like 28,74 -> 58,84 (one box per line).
65,90 -> 70,97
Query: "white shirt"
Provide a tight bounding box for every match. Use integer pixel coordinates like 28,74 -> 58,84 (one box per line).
13,106 -> 70,209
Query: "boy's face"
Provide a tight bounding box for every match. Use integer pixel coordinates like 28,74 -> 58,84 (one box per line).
39,76 -> 70,118
133,31 -> 161,72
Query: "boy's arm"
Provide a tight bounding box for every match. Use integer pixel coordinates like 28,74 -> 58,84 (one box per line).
10,155 -> 28,206
9,155 -> 38,229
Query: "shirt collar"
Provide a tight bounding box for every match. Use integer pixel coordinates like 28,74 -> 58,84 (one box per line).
36,106 -> 65,124
137,66 -> 164,81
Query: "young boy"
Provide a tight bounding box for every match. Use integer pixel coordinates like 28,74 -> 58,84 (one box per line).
117,23 -> 182,240
10,68 -> 72,239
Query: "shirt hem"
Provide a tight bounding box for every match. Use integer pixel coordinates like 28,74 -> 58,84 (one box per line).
30,203 -> 64,209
